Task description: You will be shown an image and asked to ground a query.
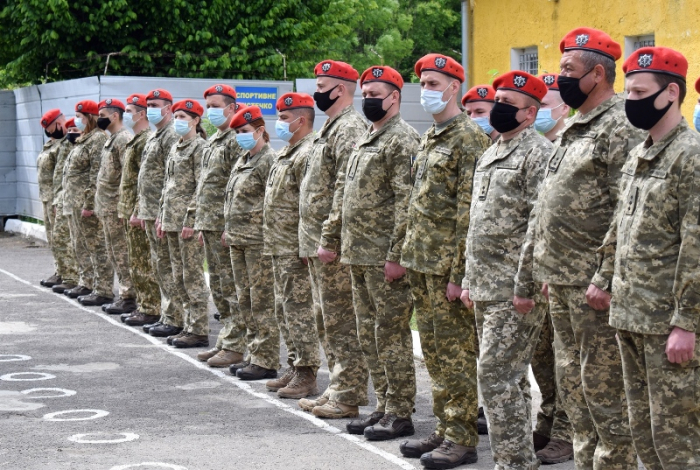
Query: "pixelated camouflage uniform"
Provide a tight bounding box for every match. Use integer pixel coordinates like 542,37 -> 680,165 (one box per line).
299,105 -> 369,405
51,139 -> 79,285
194,128 -> 246,353
159,135 -> 209,336
465,126 -> 551,468
118,128 -> 160,316
606,120 -> 700,470
529,95 -> 643,469
37,139 -> 58,257
225,142 -> 278,370
401,111 -> 490,447
341,113 -> 418,418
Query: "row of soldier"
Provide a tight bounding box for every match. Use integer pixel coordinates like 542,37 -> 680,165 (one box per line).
34,25 -> 698,470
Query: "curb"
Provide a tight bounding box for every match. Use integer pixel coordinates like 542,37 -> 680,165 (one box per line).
4,219 -> 47,243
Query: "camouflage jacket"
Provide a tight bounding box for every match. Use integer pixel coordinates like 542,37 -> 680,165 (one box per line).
340,113 -> 419,266
263,133 -> 313,256
224,143 -> 275,247
62,128 -> 108,214
401,112 -> 491,284
609,120 -> 700,334
137,121 -> 179,221
117,129 -> 153,220
194,128 -> 241,231
95,128 -> 131,217
158,136 -> 206,232
531,95 -> 644,288
298,105 -> 366,257
464,126 -> 552,301
52,139 -> 74,206
37,139 -> 60,203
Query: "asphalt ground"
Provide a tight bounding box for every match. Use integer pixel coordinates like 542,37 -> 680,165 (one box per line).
0,231 -> 578,470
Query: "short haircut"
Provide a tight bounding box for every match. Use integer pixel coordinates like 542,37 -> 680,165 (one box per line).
103,107 -> 124,120
652,73 -> 687,105
524,95 -> 541,110
222,95 -> 236,106
290,107 -> 315,125
579,50 -> 616,85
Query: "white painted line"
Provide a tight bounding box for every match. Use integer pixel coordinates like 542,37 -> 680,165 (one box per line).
0,354 -> 32,362
21,388 -> 77,399
0,267 -> 417,470
0,372 -> 55,381
43,409 -> 110,422
68,432 -> 139,444
110,463 -> 187,470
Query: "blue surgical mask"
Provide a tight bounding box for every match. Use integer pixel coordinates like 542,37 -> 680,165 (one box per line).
420,85 -> 453,115
535,104 -> 564,133
694,105 -> 700,132
174,118 -> 192,136
207,108 -> 227,128
472,116 -> 494,135
147,107 -> 164,125
74,117 -> 86,132
236,131 -> 259,150
123,112 -> 137,129
275,118 -> 299,142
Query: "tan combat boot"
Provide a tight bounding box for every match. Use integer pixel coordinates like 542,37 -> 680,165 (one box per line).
266,366 -> 295,392
299,395 -> 328,412
197,347 -> 221,362
312,399 -> 359,419
277,366 -> 318,399
207,350 -> 244,368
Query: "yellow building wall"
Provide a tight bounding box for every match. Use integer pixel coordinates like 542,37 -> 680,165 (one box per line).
470,0 -> 700,122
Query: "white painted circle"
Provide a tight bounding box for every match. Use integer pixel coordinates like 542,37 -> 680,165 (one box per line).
0,372 -> 55,381
21,388 -> 77,399
68,432 -> 139,444
43,409 -> 109,421
0,354 -> 31,362
110,463 -> 187,470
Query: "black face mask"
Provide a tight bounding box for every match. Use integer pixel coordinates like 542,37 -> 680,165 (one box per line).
67,132 -> 80,144
313,85 -> 339,112
45,126 -> 65,139
625,85 -> 672,131
96,117 -> 111,131
362,95 -> 393,122
557,68 -> 598,109
490,102 -> 525,133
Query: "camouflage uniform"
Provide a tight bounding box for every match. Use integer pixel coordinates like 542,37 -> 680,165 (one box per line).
607,120 -> 700,469
37,139 -> 59,256
136,122 -> 183,327
51,139 -> 79,285
118,128 -> 160,316
465,126 -> 551,468
225,143 -> 278,370
341,114 -> 418,417
401,111 -> 490,447
194,128 -> 246,353
530,95 -> 643,469
299,105 -> 369,406
95,128 -> 134,300
263,133 -> 319,370
159,136 -> 209,336
62,128 -> 114,298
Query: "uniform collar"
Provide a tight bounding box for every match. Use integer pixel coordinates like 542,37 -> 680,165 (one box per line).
360,113 -> 402,145
638,118 -> 689,162
106,127 -> 128,144
567,94 -> 620,128
432,112 -> 466,137
479,126 -> 532,168
154,120 -> 174,136
210,127 -> 233,142
279,132 -> 313,159
319,105 -> 355,135
242,142 -> 272,166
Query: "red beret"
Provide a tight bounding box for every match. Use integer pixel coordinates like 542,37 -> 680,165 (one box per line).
126,94 -> 148,108
230,105 -> 264,129
75,100 -> 98,115
493,71 -> 548,102
559,27 -> 622,61
146,89 -> 173,102
172,99 -> 204,117
40,109 -> 62,128
415,53 -> 464,83
623,46 -> 688,80
276,93 -> 314,112
314,60 -> 359,82
695,77 -> 700,95
65,117 -> 76,129
360,65 -> 404,90
204,84 -> 237,100
461,85 -> 496,106
540,74 -> 559,90
98,98 -> 126,111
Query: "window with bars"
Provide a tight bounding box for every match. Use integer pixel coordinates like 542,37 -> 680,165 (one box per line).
624,34 -> 655,59
511,47 -> 539,76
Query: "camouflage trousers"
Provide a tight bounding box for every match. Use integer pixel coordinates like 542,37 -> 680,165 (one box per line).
65,212 -> 92,289
617,330 -> 700,470
351,265 -> 415,418
70,209 -> 114,298
101,212 -> 135,299
309,267 -> 335,388
52,204 -> 78,285
41,201 -> 55,256
144,220 -> 184,327
548,285 -> 636,470
407,269 -> 478,447
532,307 -> 572,442
273,255 -> 320,370
125,222 -> 160,316
230,245 -> 279,370
201,231 -> 245,354
475,298 -> 546,470
165,231 -> 209,336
